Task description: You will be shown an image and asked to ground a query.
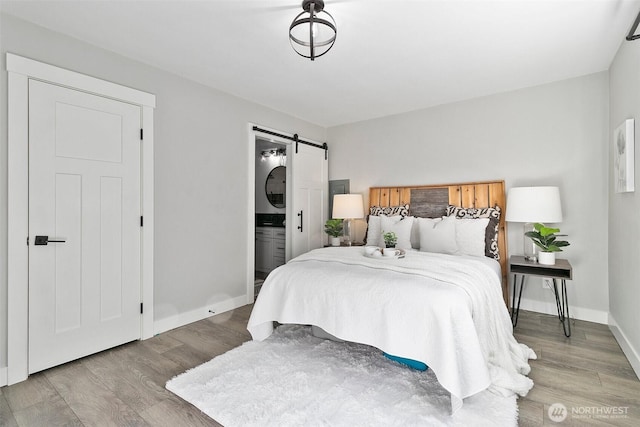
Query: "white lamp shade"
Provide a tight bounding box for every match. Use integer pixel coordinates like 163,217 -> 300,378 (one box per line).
332,194 -> 364,219
505,186 -> 563,223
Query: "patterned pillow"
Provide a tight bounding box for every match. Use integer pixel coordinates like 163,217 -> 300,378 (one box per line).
446,205 -> 502,260
370,204 -> 410,217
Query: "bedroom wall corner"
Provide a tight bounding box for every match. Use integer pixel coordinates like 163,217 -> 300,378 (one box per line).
154,295 -> 248,336
609,315 -> 640,380
608,37 -> 640,378
327,72 -> 610,323
0,18 -> 10,380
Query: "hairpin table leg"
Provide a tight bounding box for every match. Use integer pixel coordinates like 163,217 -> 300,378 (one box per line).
511,274 -> 526,327
552,279 -> 571,337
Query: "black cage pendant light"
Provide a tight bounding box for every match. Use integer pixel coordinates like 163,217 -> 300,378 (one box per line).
289,0 -> 337,61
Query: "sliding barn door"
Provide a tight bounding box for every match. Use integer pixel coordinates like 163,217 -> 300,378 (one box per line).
291,143 -> 328,259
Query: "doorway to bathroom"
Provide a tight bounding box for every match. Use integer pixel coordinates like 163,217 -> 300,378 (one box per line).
254,137 -> 288,297
247,125 -> 328,304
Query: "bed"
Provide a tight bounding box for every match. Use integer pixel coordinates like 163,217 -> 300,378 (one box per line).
247,180 -> 535,412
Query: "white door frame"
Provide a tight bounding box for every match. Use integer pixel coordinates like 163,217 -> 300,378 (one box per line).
6,53 -> 156,385
246,124 -> 290,304
246,124 -> 324,303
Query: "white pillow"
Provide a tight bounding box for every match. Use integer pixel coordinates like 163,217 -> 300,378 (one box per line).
409,216 -> 420,249
380,215 -> 414,249
365,215 -> 402,247
418,216 -> 457,254
454,218 -> 489,257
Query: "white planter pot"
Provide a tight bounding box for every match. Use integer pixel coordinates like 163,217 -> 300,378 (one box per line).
330,237 -> 341,247
537,251 -> 556,265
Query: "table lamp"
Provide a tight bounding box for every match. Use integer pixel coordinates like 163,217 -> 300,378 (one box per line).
332,194 -> 364,246
505,186 -> 563,261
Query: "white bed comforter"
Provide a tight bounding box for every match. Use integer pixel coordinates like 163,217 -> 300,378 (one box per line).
247,247 -> 536,411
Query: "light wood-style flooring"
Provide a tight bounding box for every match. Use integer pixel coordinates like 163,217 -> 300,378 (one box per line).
0,306 -> 638,426
515,311 -> 639,426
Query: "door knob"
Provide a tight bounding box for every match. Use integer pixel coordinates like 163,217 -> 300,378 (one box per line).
34,235 -> 66,245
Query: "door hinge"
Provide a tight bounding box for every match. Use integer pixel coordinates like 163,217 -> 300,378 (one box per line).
140,303 -> 144,314
140,216 -> 143,227
26,236 -> 29,246
140,129 -> 143,140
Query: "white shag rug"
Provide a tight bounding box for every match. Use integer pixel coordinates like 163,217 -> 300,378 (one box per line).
166,325 -> 517,426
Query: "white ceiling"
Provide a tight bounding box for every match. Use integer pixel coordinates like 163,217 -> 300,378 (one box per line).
2,0 -> 639,127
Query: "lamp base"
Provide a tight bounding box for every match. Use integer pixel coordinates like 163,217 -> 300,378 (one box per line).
343,219 -> 352,246
523,222 -> 537,262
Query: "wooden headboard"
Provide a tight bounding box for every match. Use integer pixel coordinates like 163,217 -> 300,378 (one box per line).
369,180 -> 508,305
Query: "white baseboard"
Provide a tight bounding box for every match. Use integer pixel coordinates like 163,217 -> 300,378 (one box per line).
0,367 -> 7,387
518,297 -> 608,324
153,294 -> 248,336
609,315 -> 640,380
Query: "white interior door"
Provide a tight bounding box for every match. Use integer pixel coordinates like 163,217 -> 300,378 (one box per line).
291,142 -> 328,259
28,79 -> 142,374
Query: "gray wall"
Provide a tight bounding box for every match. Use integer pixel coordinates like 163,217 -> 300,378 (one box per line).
0,13 -> 324,371
609,40 -> 640,370
327,72 -> 610,322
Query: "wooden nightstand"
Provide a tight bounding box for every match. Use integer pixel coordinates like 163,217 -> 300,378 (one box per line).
509,255 -> 573,337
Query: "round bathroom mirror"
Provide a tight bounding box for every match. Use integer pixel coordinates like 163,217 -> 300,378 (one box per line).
265,166 -> 286,208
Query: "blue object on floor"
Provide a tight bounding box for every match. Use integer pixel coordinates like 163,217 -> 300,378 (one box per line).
383,353 -> 428,371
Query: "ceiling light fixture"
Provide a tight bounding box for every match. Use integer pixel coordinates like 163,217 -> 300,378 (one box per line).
289,0 -> 337,61
261,149 -> 286,161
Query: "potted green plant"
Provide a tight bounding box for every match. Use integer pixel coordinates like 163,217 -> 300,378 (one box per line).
524,222 -> 570,265
324,219 -> 344,246
382,231 -> 397,248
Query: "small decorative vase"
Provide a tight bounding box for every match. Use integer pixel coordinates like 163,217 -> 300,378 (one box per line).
537,251 -> 556,265
385,243 -> 395,249
330,236 -> 341,247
